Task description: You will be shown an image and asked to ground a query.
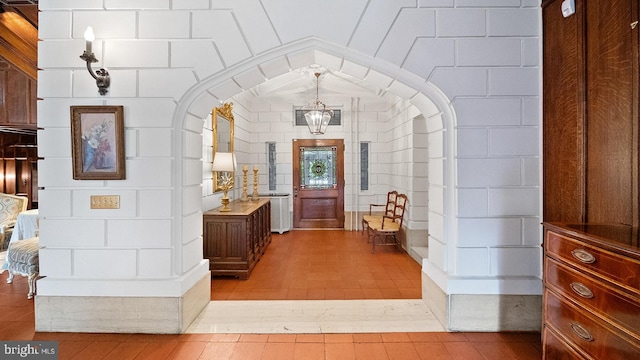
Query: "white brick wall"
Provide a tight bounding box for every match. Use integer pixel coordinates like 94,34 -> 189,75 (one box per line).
36,1 -> 541,301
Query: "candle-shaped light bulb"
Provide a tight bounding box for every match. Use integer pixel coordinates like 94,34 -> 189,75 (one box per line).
84,26 -> 95,54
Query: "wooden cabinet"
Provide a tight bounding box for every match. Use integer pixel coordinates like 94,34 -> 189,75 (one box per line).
0,59 -> 37,129
542,223 -> 640,359
203,198 -> 271,279
542,0 -> 640,225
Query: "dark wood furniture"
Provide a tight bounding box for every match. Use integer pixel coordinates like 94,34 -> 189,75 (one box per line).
542,223 -> 640,359
362,190 -> 397,234
203,198 -> 271,279
363,192 -> 407,254
542,0 -> 639,225
543,2 -> 640,356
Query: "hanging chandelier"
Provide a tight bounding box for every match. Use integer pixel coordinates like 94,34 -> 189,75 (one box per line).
302,72 -> 334,135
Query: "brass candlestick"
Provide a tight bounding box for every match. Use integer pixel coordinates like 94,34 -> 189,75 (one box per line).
252,167 -> 260,201
241,166 -> 249,201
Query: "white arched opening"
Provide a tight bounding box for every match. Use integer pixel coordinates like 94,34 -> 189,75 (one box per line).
171,39 -> 457,331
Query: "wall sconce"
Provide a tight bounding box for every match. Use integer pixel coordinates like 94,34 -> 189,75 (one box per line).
79,26 -> 110,96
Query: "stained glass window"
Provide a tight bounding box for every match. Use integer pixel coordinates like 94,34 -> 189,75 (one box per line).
300,146 -> 337,189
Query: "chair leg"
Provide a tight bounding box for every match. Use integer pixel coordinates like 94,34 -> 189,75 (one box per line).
6,271 -> 15,284
371,232 -> 380,254
27,273 -> 37,299
365,227 -> 374,252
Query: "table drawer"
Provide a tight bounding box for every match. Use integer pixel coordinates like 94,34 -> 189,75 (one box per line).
545,231 -> 640,291
545,257 -> 640,336
545,289 -> 640,360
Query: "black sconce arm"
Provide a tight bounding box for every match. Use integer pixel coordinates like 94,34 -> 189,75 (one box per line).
79,50 -> 110,96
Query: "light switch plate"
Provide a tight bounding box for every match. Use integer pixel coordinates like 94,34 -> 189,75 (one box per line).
90,195 -> 120,209
561,0 -> 575,17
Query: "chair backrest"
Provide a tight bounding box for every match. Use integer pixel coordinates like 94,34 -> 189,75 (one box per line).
0,193 -> 28,224
385,191 -> 398,217
392,194 -> 408,227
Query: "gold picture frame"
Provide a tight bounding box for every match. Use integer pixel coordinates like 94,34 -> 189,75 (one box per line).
71,105 -> 126,180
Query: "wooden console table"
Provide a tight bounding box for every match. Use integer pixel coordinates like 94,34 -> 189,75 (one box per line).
203,198 -> 271,279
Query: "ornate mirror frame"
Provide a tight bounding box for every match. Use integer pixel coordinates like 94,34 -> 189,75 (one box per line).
212,102 -> 235,192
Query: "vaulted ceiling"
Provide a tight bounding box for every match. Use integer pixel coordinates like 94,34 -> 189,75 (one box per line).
0,1 -> 404,110
0,1 -> 37,79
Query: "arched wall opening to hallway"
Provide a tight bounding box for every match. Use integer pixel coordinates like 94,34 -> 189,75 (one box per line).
172,40 -> 457,302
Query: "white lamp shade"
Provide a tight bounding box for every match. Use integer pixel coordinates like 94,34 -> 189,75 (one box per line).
212,152 -> 236,172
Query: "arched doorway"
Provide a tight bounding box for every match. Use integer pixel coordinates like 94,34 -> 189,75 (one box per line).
172,40 -> 457,331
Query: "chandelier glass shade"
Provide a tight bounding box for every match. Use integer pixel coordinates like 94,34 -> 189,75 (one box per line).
303,72 -> 333,135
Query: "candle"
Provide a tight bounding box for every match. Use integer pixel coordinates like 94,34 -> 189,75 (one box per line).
253,165 -> 258,171
243,165 -> 248,171
84,26 -> 95,55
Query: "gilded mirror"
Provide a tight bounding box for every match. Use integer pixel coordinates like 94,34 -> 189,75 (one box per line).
212,102 -> 234,192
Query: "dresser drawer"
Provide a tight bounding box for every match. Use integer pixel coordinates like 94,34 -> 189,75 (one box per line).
545,289 -> 640,359
545,231 -> 640,292
545,257 -> 640,336
543,326 -> 587,360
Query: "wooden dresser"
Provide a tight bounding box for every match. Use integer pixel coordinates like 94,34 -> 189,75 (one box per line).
203,198 -> 271,279
542,223 -> 640,359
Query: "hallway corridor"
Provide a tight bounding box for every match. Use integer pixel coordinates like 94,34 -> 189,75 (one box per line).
211,230 -> 422,301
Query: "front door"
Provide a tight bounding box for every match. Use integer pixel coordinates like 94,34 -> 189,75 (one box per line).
292,139 -> 344,228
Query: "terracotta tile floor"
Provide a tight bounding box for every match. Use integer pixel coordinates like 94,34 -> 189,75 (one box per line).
0,230 -> 543,359
211,230 -> 423,300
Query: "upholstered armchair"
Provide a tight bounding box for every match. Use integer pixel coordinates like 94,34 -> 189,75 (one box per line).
0,194 -> 28,251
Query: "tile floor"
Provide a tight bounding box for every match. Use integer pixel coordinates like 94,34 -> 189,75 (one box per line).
211,230 -> 422,301
0,230 -> 543,359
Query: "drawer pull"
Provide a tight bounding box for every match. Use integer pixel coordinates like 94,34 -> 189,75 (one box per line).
570,322 -> 594,342
571,249 -> 596,264
570,282 -> 594,299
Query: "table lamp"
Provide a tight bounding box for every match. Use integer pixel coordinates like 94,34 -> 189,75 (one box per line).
212,152 -> 236,212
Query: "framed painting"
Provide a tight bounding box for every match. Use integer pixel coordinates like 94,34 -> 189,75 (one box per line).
70,105 -> 125,180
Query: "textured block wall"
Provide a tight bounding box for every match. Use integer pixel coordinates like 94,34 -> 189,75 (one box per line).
36,0 -> 542,299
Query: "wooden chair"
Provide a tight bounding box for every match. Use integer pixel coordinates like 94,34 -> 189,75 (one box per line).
365,193 -> 407,253
362,191 -> 397,234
